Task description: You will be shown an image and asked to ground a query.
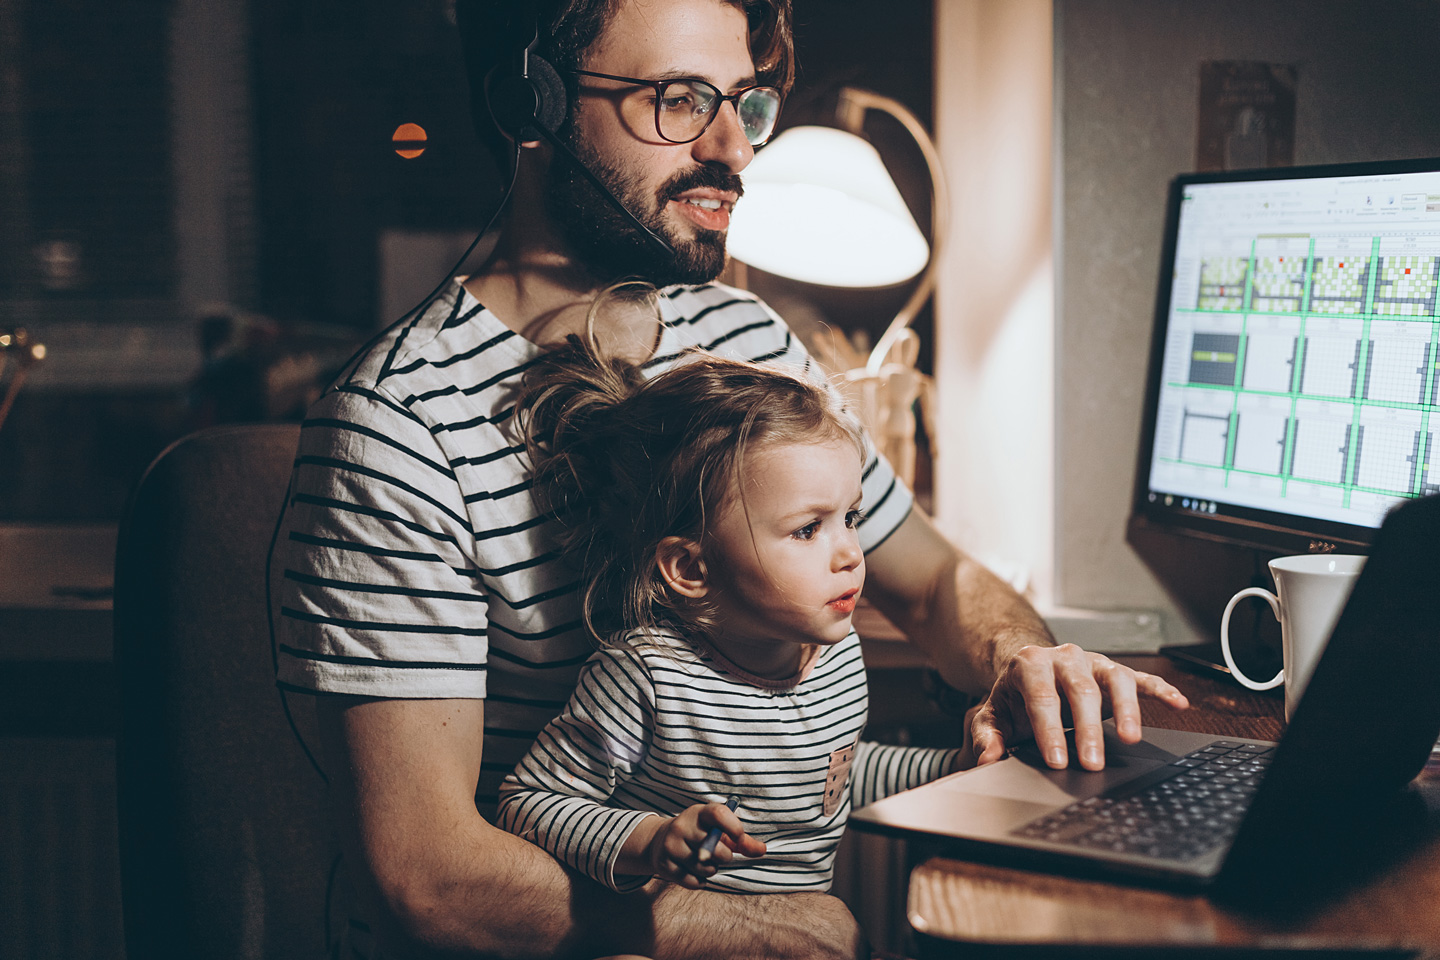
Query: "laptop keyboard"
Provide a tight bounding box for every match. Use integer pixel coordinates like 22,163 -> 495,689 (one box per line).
1011,740 -> 1275,861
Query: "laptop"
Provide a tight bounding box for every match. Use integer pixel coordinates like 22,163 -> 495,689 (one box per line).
850,493 -> 1440,894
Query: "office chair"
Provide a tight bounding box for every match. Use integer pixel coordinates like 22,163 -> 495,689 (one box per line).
114,423 -> 335,960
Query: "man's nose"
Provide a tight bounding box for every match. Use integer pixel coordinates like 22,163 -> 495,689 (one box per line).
692,100 -> 754,173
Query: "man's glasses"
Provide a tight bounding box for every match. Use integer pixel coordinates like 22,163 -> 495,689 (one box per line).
571,70 -> 783,147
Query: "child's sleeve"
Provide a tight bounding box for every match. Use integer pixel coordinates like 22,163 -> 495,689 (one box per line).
495,647 -> 661,892
847,741 -> 966,810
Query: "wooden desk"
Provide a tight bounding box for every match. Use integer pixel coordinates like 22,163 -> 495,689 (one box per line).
905,655 -> 1440,958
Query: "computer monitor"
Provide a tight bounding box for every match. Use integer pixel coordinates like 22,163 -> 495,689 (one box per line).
1131,156 -> 1440,556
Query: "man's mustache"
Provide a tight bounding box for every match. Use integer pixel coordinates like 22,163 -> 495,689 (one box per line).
661,166 -> 746,202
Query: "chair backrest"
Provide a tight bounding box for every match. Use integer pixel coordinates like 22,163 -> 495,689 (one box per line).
114,423 -> 333,960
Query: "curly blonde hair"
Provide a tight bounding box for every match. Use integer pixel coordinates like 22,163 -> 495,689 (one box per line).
511,337 -> 862,646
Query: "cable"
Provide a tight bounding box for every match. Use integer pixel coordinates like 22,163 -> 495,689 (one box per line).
265,466 -> 329,784
394,141 -> 525,322
266,143 -> 524,785
325,141 -> 524,386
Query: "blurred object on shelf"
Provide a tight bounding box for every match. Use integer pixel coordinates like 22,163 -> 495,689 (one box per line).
186,306 -> 360,428
0,329 -> 47,437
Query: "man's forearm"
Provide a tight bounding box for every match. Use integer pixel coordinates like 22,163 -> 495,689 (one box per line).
861,508 -> 1188,771
942,550 -> 1056,690
864,509 -> 1054,695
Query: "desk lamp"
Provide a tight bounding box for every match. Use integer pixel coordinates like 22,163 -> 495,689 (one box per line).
727,87 -> 949,486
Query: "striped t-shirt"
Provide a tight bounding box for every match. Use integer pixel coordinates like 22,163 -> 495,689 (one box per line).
274,278 -> 914,812
497,629 -> 962,893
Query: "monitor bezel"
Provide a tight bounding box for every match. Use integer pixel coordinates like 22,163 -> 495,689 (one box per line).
1128,155 -> 1440,557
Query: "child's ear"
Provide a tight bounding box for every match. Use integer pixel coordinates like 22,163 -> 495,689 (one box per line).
655,536 -> 708,598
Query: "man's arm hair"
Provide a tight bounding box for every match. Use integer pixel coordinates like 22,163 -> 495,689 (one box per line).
315,695 -> 866,960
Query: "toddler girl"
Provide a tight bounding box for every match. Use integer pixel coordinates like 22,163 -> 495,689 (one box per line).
496,336 -> 963,893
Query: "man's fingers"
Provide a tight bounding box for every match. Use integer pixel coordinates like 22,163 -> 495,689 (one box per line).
1135,669 -> 1190,710
1096,658 -> 1143,743
1095,665 -> 1189,747
1055,653 -> 1107,770
1012,646 -> 1069,768
978,646 -> 1194,773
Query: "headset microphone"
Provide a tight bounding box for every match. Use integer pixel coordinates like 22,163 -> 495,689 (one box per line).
530,123 -> 677,258
464,0 -> 677,261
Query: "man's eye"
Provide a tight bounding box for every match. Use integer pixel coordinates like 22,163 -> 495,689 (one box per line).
845,509 -> 865,529
792,521 -> 819,541
659,94 -> 694,112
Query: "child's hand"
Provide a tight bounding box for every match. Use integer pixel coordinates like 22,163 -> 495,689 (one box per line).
642,801 -> 766,889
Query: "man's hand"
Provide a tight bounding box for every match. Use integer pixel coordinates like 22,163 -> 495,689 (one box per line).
970,643 -> 1190,770
624,802 -> 767,889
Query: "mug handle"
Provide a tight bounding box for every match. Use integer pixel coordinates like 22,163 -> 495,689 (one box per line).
1219,588 -> 1285,691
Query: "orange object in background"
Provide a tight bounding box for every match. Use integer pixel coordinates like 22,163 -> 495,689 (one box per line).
392,123 -> 427,158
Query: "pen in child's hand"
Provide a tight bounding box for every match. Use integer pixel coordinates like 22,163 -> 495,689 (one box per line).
696,796 -> 739,863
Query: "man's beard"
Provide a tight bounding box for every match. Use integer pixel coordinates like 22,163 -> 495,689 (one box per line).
543,128 -> 744,287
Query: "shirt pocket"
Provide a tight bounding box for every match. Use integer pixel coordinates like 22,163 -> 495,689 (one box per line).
823,738 -> 858,817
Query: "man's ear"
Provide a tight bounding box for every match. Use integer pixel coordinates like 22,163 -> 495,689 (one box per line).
655,536 -> 708,598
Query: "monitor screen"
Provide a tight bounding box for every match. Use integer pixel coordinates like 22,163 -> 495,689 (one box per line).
1131,157 -> 1440,555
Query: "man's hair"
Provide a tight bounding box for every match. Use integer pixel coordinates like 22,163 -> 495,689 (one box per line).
511,330 -> 861,647
538,0 -> 796,95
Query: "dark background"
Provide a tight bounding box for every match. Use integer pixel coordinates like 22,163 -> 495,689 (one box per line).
0,6 -> 939,957
0,0 -> 935,521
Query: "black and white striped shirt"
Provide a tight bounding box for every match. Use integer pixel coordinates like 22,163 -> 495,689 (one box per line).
497,629 -> 962,893
274,278 -> 914,812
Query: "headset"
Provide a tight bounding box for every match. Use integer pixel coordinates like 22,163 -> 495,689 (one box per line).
456,0 -> 676,258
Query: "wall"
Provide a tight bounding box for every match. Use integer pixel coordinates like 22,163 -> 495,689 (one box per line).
1055,0 -> 1440,643
933,0 -> 1054,600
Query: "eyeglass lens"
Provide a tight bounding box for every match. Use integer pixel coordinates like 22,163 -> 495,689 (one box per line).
657,79 -> 780,146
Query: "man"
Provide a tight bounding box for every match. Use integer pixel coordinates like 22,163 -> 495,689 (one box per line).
272,1 -> 1189,957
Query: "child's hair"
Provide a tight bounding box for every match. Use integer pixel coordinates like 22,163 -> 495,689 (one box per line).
511,336 -> 864,646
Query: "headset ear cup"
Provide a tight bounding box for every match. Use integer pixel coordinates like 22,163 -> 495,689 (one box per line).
485,54 -> 567,143
525,54 -> 568,136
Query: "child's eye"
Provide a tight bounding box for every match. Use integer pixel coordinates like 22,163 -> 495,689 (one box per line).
844,509 -> 865,529
792,521 -> 819,541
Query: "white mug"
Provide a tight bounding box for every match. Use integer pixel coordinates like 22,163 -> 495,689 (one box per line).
1219,554 -> 1365,720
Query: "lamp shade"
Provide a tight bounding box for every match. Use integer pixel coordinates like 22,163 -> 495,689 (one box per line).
727,126 -> 929,288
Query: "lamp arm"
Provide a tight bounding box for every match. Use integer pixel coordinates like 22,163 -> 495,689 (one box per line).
836,88 -> 951,375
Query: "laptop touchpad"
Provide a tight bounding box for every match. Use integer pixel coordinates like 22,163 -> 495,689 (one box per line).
942,748 -> 1166,807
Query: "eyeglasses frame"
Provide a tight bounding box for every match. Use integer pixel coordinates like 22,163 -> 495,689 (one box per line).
569,69 -> 784,147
